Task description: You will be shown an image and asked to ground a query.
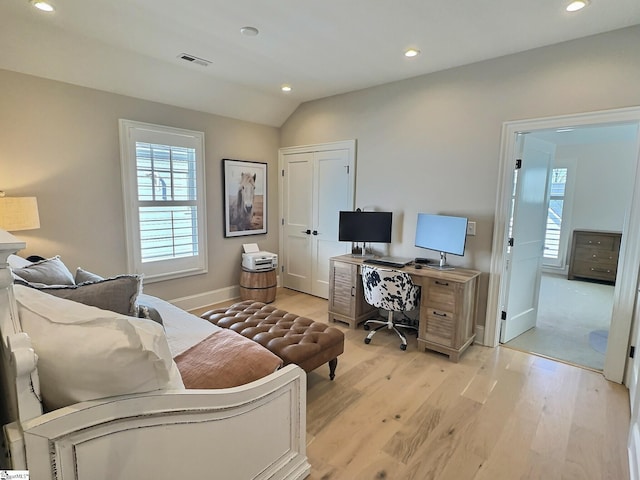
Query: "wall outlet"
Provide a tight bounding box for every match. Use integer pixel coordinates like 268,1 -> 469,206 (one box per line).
467,221 -> 476,236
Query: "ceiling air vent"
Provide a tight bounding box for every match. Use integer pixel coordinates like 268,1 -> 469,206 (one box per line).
178,53 -> 211,67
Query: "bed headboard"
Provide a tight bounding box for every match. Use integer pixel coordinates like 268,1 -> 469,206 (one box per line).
0,231 -> 43,449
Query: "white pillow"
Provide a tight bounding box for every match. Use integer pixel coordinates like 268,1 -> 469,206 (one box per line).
7,254 -> 31,269
14,285 -> 184,411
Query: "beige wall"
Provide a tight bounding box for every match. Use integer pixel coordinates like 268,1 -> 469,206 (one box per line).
2,26 -> 640,313
280,25 -> 640,326
0,69 -> 280,301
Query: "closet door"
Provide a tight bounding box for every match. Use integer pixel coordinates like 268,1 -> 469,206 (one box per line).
281,152 -> 314,294
279,141 -> 355,298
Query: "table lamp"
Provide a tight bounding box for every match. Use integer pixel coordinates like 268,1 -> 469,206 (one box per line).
0,192 -> 40,232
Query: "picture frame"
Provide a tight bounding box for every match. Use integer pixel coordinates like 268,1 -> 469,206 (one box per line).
223,158 -> 267,237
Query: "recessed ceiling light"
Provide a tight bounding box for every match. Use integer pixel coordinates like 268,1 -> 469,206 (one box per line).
30,0 -> 55,12
240,26 -> 259,37
566,0 -> 589,12
404,48 -> 421,58
281,85 -> 292,93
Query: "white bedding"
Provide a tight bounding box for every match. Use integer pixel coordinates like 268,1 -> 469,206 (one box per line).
137,293 -> 221,357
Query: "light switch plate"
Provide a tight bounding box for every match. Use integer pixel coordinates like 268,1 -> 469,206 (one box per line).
467,221 -> 476,236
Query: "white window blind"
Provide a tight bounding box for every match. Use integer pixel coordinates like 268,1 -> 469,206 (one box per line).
544,167 -> 567,260
119,120 -> 207,282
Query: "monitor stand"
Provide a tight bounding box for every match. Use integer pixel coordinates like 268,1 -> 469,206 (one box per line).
426,252 -> 455,271
350,242 -> 374,259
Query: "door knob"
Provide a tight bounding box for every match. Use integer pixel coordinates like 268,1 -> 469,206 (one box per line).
301,229 -> 311,234
312,230 -> 318,235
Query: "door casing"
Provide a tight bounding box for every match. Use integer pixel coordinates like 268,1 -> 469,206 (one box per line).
486,106 -> 640,384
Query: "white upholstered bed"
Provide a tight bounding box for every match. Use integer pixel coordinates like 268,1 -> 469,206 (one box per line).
0,230 -> 310,479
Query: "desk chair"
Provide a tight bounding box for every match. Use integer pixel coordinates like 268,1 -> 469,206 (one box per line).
361,265 -> 420,350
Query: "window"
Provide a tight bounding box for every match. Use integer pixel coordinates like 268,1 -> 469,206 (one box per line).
544,167 -> 567,261
119,120 -> 207,282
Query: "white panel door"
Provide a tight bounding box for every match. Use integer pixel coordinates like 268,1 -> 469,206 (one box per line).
500,135 -> 555,343
280,141 -> 355,299
282,152 -> 314,293
311,150 -> 352,298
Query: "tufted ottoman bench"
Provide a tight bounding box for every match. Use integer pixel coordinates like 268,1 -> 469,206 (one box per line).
200,300 -> 345,380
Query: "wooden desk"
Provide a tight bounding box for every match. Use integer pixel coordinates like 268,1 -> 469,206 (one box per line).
328,255 -> 480,361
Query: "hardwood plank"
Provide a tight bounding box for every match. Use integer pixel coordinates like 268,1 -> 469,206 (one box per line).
198,287 -> 631,480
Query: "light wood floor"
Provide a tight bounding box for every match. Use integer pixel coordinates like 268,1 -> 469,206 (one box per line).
198,287 -> 631,480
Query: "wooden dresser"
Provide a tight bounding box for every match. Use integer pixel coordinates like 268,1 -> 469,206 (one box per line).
567,229 -> 621,284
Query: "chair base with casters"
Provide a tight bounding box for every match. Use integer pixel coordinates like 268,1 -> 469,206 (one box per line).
361,265 -> 421,351
363,311 -> 418,350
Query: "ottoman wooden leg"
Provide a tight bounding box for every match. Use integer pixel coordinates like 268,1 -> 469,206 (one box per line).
329,358 -> 338,381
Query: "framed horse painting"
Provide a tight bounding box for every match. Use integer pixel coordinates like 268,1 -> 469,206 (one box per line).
223,158 -> 267,237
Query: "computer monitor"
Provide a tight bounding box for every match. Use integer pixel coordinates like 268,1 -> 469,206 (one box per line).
338,211 -> 392,255
415,213 -> 468,270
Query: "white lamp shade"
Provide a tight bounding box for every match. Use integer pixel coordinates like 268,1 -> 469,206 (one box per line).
0,197 -> 41,231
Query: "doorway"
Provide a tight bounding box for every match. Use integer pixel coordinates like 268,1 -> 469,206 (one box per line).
278,140 -> 356,299
485,107 -> 640,383
503,124 -> 637,371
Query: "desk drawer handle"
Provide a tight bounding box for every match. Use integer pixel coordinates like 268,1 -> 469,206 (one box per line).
435,281 -> 449,286
432,311 -> 448,317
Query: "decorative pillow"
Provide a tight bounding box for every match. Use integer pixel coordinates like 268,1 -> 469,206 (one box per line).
136,302 -> 164,326
7,254 -> 31,269
11,256 -> 75,285
75,267 -> 104,284
14,285 -> 185,411
21,275 -> 141,316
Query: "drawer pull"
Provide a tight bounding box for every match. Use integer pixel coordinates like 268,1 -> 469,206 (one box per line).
432,311 -> 448,317
435,280 -> 449,286
590,267 -> 612,273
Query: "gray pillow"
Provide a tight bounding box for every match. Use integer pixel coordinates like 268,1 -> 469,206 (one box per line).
12,256 -> 75,285
22,275 -> 142,316
135,302 -> 164,326
75,267 -> 104,284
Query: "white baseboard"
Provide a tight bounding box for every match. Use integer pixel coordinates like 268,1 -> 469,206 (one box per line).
171,285 -> 241,312
474,325 -> 486,346
169,274 -> 281,312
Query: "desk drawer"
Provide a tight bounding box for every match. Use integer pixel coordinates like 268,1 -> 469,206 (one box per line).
423,278 -> 457,312
422,309 -> 455,347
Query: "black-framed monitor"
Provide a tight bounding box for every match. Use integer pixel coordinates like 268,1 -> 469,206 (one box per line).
415,213 -> 468,270
339,211 -> 392,255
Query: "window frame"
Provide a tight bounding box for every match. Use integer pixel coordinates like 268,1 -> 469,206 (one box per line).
543,159 -> 576,270
119,119 -> 208,283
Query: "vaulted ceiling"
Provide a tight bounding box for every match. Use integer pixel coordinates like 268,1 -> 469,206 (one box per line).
2,0 -> 639,126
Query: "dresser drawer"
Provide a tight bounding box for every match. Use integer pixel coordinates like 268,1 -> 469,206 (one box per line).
571,262 -> 617,280
575,233 -> 617,250
574,246 -> 618,264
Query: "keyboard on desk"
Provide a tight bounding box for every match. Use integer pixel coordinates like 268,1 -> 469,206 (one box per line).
364,257 -> 412,268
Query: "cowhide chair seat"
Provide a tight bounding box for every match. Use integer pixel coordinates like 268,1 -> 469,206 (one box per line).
361,265 -> 421,350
